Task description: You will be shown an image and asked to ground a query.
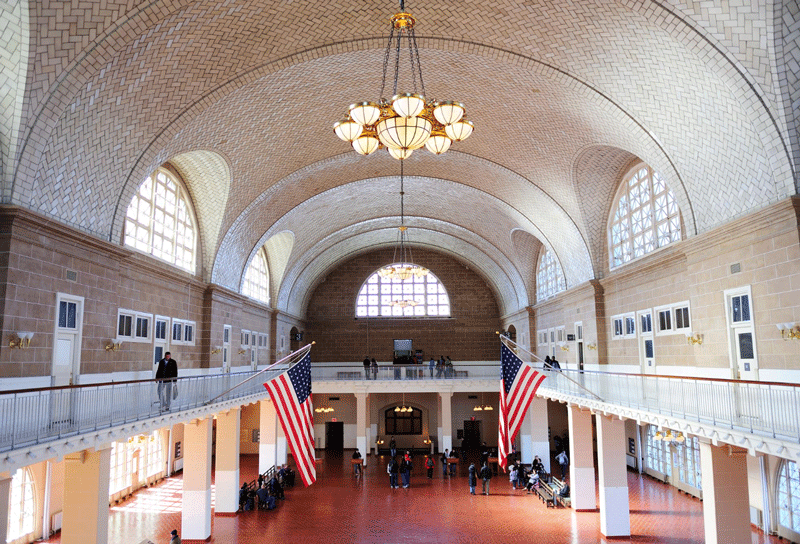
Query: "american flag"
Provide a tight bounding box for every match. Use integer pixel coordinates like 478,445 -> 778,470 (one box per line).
498,343 -> 546,472
264,352 -> 316,487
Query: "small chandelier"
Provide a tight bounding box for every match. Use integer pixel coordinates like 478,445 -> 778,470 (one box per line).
333,0 -> 474,159
380,162 -> 428,308
314,399 -> 334,413
473,392 -> 493,412
395,393 -> 412,412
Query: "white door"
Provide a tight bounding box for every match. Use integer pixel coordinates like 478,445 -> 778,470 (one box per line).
222,325 -> 231,373
52,295 -> 83,386
638,311 -> 655,374
725,288 -> 759,381
153,316 -> 170,377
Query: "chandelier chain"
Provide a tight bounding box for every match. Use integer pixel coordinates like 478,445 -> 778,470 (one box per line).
410,29 -> 425,97
380,25 -> 396,100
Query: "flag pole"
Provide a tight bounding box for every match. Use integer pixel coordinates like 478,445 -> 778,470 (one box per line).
496,332 -> 603,401
204,342 -> 315,406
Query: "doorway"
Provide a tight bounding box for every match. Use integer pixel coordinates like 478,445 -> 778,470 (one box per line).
325,421 -> 344,451
52,293 -> 84,387
462,420 -> 482,449
725,287 -> 758,381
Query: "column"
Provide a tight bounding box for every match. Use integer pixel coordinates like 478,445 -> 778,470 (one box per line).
440,391 -> 453,453
520,397 -> 550,471
0,475 -> 11,543
568,405 -> 596,510
182,418 -> 212,540
436,395 -> 443,452
277,425 -> 288,465
259,399 -> 277,474
596,415 -> 630,537
699,443 -> 751,544
364,394 -> 371,464
62,447 -> 111,544
215,407 -> 241,514
356,392 -> 367,466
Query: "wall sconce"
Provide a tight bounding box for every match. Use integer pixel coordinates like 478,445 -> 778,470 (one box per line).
211,346 -> 222,354
560,344 -> 569,351
686,333 -> 703,345
777,323 -> 800,340
9,332 -> 34,349
653,429 -> 685,445
586,343 -> 597,351
423,437 -> 431,445
104,338 -> 123,351
238,348 -> 247,354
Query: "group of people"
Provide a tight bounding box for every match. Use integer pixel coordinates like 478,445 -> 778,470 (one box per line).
440,449 -> 459,476
362,357 -> 379,379
543,355 -> 561,371
429,356 -> 454,378
239,465 -> 295,512
386,451 -> 415,488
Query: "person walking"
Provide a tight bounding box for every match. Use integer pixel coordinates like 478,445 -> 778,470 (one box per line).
425,455 -> 434,478
429,357 -> 435,377
388,457 -> 399,489
468,463 -> 477,495
169,529 -> 181,543
480,462 -> 492,495
400,455 -> 411,488
155,352 -> 178,411
556,449 -> 569,479
363,356 -> 371,379
352,449 -> 362,476
371,357 -> 378,379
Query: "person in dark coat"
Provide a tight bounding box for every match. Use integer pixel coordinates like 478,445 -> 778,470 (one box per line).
388,457 -> 399,489
389,436 -> 397,458
441,449 -> 449,476
468,463 -> 477,495
551,357 -> 561,370
400,452 -> 412,488
425,455 -> 434,479
480,462 -> 493,495
155,352 -> 178,410
169,529 -> 181,544
268,475 -> 284,500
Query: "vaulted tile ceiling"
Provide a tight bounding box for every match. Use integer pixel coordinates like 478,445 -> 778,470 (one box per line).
2,0 -> 798,317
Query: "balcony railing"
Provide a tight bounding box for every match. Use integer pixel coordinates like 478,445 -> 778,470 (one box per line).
539,369 -> 800,443
311,363 -> 500,381
0,368 -> 287,453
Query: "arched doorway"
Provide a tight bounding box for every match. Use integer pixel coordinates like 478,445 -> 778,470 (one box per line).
290,326 -> 301,352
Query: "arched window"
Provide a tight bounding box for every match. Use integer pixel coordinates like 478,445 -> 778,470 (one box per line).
356,267 -> 450,317
7,467 -> 35,542
242,248 -> 269,305
124,167 -> 198,273
778,460 -> 800,534
609,165 -> 681,268
536,247 -> 566,302
385,407 -> 422,435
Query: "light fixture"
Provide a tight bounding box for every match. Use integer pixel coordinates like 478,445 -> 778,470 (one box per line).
379,162 -> 428,307
211,346 -> 222,355
104,338 -> 123,352
9,331 -> 34,349
314,399 -> 335,414
653,430 -> 664,441
654,428 -> 687,445
777,322 -> 800,340
587,343 -> 597,351
333,1 -> 473,158
473,392 -> 493,412
395,393 -> 411,413
686,332 -> 703,345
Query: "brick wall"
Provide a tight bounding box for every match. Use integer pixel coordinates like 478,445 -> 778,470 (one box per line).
305,248 -> 502,362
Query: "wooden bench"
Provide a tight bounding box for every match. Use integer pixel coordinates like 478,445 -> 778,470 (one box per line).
549,477 -> 571,508
537,481 -> 555,507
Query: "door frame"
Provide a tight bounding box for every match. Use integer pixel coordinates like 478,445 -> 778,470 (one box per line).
52,293 -> 85,386
724,286 -> 759,380
637,309 -> 655,374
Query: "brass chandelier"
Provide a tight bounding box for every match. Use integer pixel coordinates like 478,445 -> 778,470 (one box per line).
333,1 -> 474,159
380,161 -> 428,306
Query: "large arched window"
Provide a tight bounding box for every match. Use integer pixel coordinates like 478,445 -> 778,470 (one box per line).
124,167 -> 198,273
609,165 -> 681,268
356,266 -> 450,317
536,247 -> 566,302
779,460 -> 800,534
385,407 -> 422,435
242,248 -> 269,305
7,467 -> 35,542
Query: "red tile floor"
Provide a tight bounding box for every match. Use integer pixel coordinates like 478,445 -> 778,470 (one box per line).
44,451 -> 783,543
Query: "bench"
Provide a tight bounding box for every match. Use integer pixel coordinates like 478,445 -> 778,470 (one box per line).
549,477 -> 571,508
537,481 -> 555,507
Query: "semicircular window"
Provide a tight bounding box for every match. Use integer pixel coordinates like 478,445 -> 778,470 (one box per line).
124,167 -> 198,273
609,164 -> 681,269
536,247 -> 566,302
356,265 -> 450,317
242,247 -> 270,305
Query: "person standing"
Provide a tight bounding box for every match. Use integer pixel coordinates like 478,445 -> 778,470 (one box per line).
440,449 -> 448,477
425,455 -> 434,478
556,449 -> 569,479
468,463 -> 477,495
169,529 -> 181,544
551,357 -> 561,371
448,449 -> 458,476
399,455 -> 411,488
389,436 -> 397,458
352,449 -> 362,475
429,357 -> 435,377
363,356 -> 371,379
480,462 -> 492,495
388,457 -> 399,489
371,357 -> 378,379
155,352 -> 178,411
